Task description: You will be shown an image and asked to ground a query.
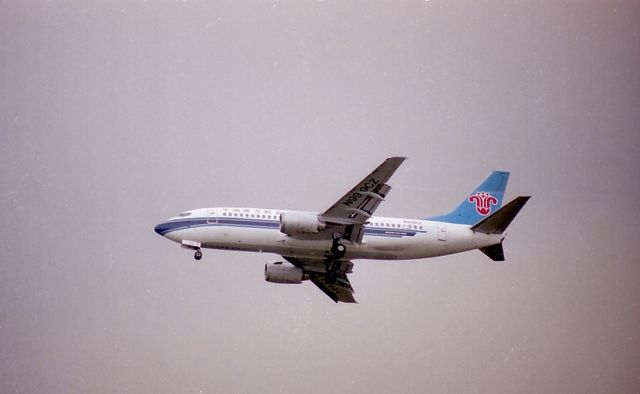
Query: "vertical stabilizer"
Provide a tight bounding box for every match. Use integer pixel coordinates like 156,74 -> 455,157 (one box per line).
426,171 -> 510,225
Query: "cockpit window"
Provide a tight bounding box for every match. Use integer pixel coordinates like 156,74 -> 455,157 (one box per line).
178,212 -> 192,217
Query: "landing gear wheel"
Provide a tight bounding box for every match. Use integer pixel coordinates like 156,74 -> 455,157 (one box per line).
194,250 -> 203,261
332,243 -> 346,259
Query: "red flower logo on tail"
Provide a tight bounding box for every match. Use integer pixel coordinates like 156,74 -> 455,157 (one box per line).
468,192 -> 498,216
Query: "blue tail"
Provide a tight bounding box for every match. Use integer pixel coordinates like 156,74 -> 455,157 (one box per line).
426,171 -> 510,225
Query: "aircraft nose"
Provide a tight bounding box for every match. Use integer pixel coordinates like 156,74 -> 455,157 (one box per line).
154,222 -> 167,236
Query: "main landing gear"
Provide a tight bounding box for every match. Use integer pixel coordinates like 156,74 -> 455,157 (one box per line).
330,232 -> 346,259
326,232 -> 347,284
194,249 -> 203,261
325,265 -> 338,283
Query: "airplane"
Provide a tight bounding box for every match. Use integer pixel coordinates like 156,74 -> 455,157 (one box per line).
154,157 -> 530,303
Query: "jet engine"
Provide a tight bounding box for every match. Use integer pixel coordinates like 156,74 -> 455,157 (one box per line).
279,212 -> 326,235
264,262 -> 307,284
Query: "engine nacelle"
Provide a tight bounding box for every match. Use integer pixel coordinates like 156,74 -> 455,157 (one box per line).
264,262 -> 306,284
279,211 -> 326,235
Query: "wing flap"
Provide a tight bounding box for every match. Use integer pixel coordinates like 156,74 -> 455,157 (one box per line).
309,273 -> 356,303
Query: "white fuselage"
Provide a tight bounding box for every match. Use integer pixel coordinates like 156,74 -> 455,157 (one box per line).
155,207 -> 504,261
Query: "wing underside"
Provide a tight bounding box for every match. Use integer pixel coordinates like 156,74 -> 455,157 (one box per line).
309,273 -> 356,303
284,256 -> 356,303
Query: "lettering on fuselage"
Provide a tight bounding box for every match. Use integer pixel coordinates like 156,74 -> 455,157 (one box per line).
342,178 -> 379,207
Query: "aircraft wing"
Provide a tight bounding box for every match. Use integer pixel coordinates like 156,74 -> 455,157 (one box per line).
284,257 -> 356,303
309,272 -> 356,303
319,156 -> 406,243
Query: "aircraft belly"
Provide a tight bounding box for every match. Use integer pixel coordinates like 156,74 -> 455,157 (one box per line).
354,227 -> 478,260
176,226 -> 279,253
281,237 -> 332,258
351,235 -> 430,260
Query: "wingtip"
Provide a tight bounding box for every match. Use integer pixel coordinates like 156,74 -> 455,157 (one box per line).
387,156 -> 408,162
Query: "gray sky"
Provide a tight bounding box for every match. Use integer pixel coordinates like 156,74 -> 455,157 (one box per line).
1,1 -> 639,393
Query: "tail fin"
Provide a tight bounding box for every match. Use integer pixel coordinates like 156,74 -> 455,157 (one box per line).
426,171 -> 510,225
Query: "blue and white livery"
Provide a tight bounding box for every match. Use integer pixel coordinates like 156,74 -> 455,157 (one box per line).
154,157 -> 530,303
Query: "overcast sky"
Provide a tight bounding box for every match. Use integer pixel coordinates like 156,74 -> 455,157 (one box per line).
1,1 -> 639,393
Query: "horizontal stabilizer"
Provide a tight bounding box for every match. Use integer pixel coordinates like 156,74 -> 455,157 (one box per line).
471,196 -> 530,234
480,242 -> 505,261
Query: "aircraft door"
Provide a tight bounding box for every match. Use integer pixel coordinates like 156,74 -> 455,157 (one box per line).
207,210 -> 218,224
438,223 -> 446,241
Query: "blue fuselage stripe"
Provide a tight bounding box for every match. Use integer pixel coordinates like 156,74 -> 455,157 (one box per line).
155,218 -> 422,238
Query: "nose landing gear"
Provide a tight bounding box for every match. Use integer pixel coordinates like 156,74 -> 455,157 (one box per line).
194,250 -> 203,260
